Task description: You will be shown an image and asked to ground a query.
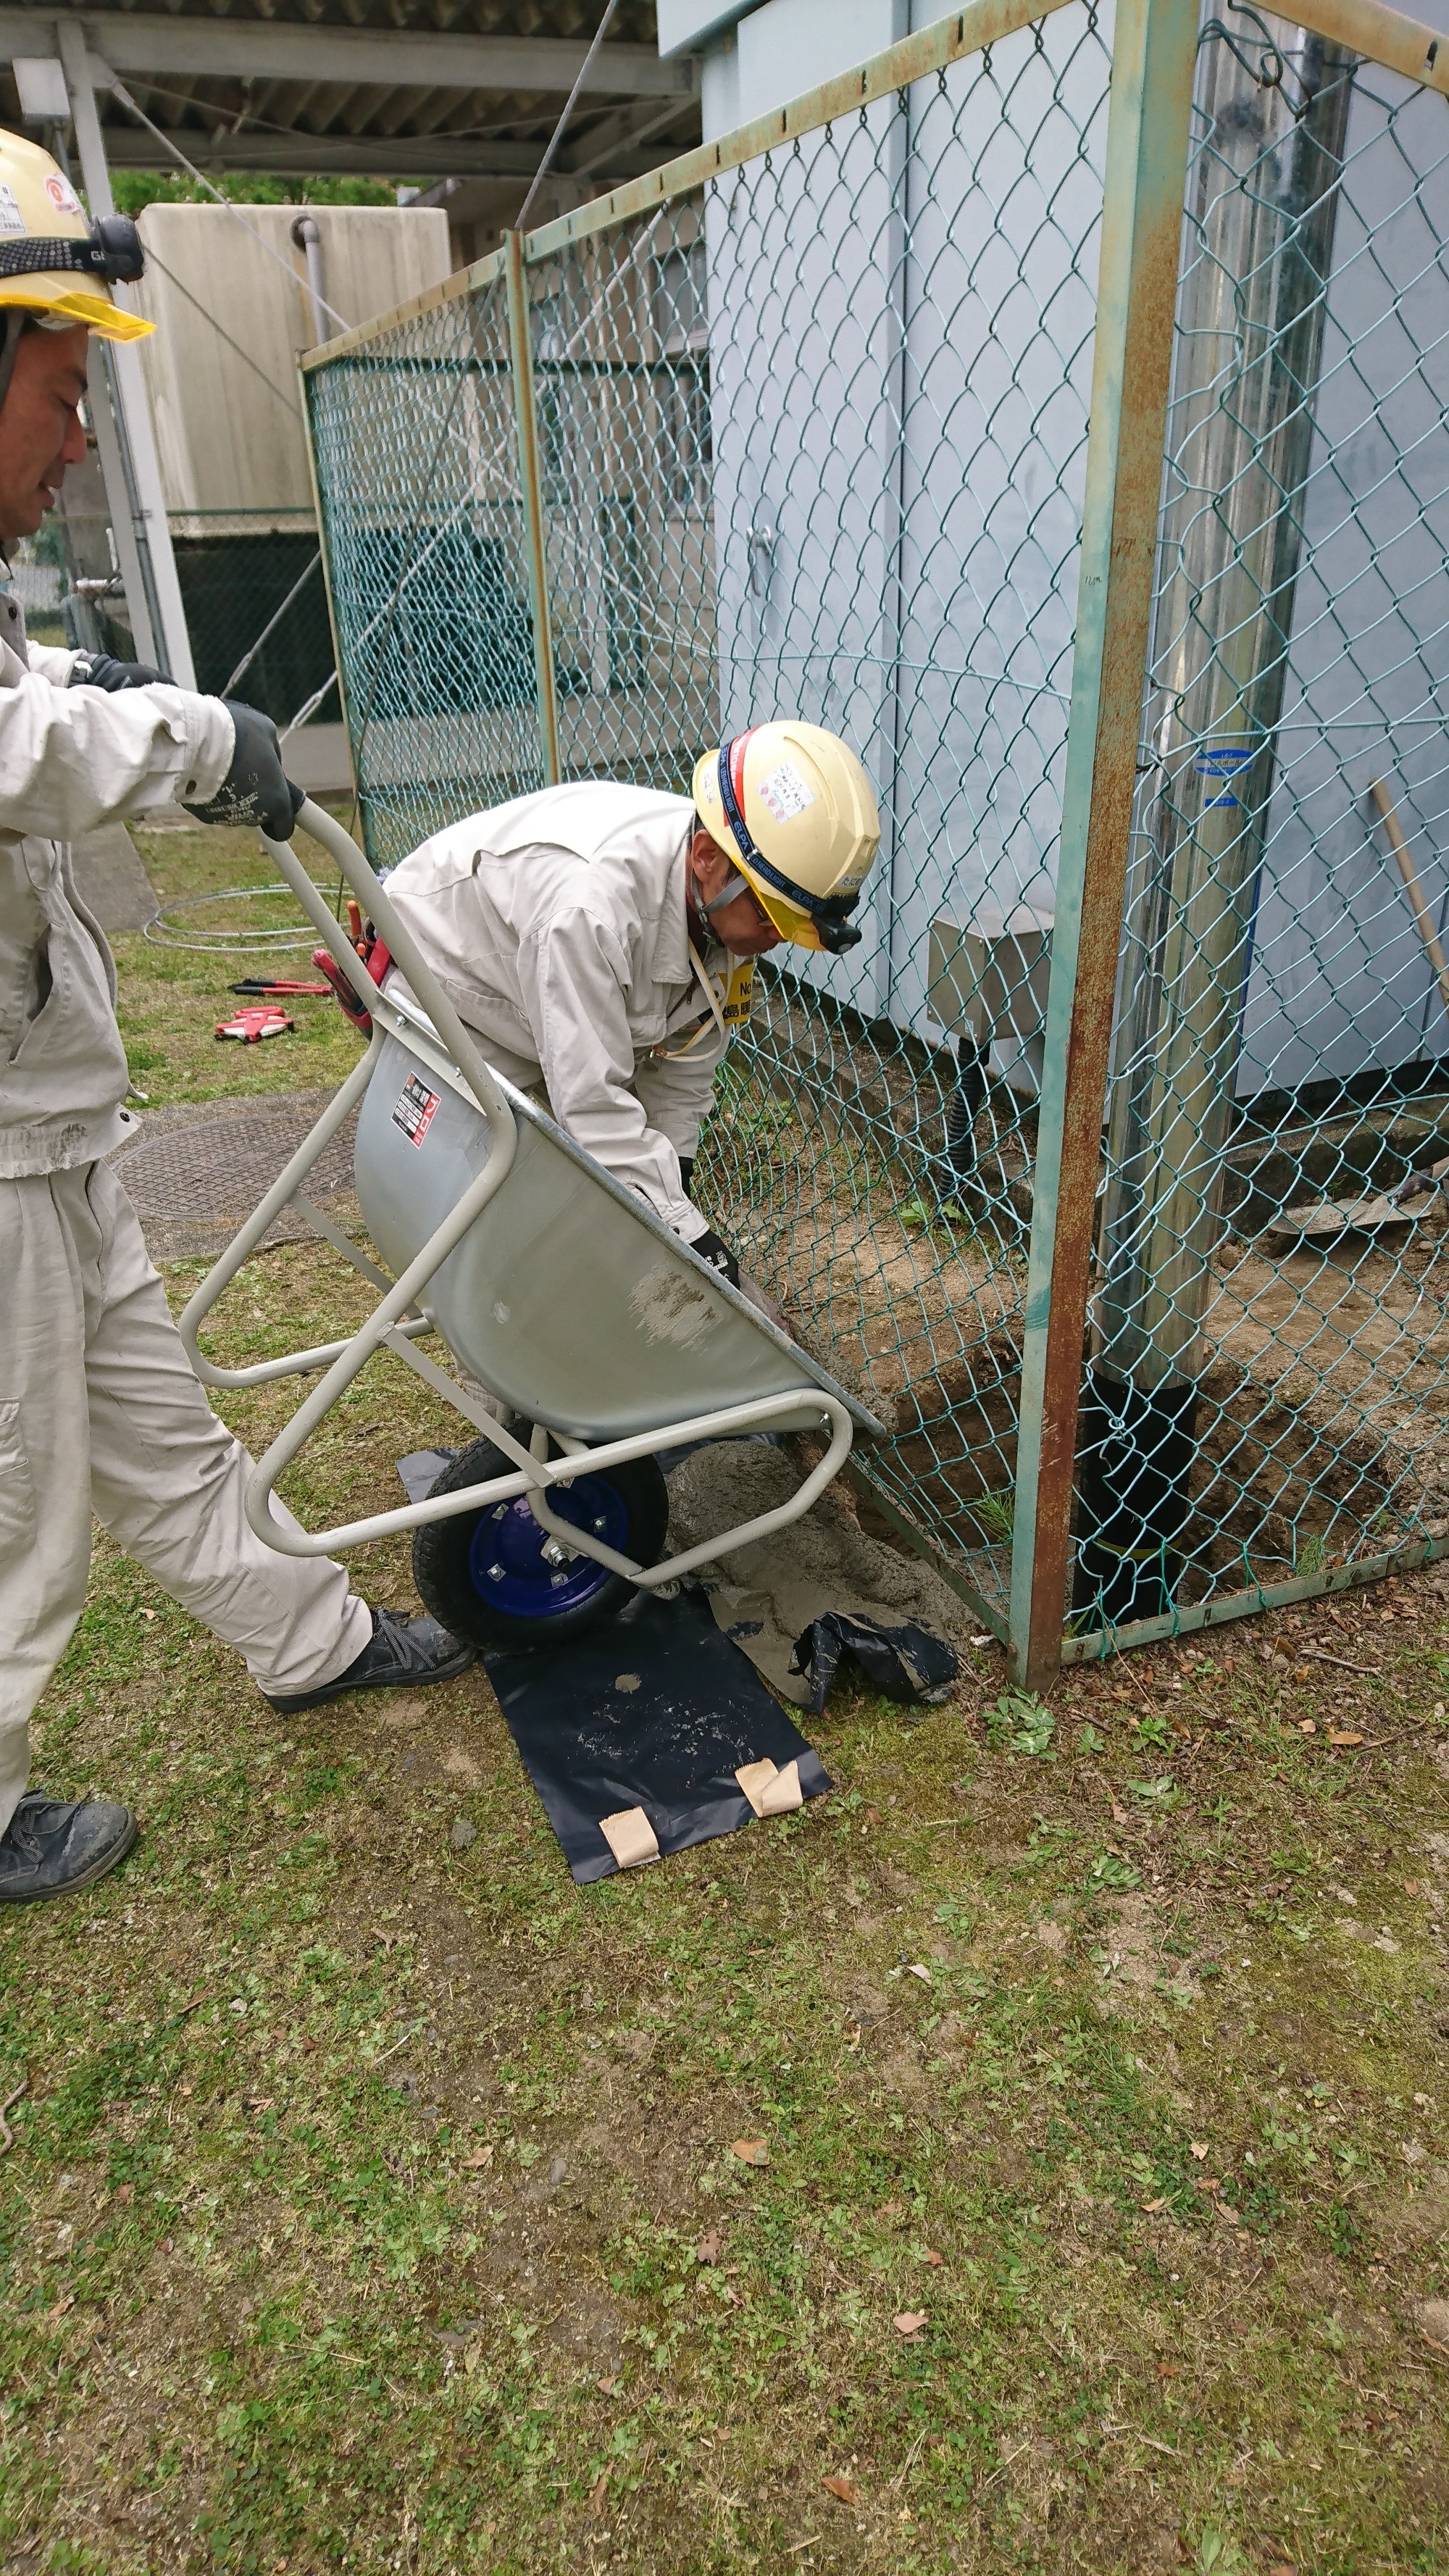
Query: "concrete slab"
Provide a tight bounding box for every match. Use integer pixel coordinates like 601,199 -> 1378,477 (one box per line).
285,722 -> 354,795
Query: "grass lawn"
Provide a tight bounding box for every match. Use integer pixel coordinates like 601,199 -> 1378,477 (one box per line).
3,822 -> 1449,2573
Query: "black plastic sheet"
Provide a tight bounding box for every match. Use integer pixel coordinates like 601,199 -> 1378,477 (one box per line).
789,1612 -> 959,1717
482,1585 -> 830,1883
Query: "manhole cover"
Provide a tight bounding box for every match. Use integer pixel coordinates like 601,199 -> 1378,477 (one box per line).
111,1088 -> 361,1261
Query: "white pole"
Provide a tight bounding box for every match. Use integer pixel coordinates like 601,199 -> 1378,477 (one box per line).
82,339 -> 159,664
54,24 -> 197,687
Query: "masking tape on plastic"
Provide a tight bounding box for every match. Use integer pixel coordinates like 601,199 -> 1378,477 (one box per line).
598,1806 -> 660,1869
735,1757 -> 803,1819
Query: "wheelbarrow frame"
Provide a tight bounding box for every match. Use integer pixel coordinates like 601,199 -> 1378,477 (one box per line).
178,798 -> 883,1591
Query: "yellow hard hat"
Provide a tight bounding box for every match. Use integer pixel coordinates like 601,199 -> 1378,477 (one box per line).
0,128 -> 152,341
693,720 -> 880,953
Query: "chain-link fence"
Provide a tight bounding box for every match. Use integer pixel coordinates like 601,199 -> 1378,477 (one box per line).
301,0 -> 1449,1677
167,510 -> 335,727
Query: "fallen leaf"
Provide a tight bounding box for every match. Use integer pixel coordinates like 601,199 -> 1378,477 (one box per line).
1298,1719 -> 1316,1734
906,1963 -> 932,1985
590,2468 -> 611,2510
923,2248 -> 944,2267
696,2230 -> 724,2264
1189,2141 -> 1209,2161
595,2375 -> 622,2396
893,2309 -> 927,2338
1141,2196 -> 1168,2213
1156,2363 -> 1179,2379
731,2138 -> 768,2166
139,1607 -> 156,1622
864,1804 -> 882,1825
822,2475 -> 862,2506
1294,1667 -> 1311,1684
1328,1730 -> 1364,1748
115,2183 -> 133,2204
461,2145 -> 493,2170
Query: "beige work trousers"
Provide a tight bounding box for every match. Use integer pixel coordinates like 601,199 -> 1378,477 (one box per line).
0,1160 -> 372,1835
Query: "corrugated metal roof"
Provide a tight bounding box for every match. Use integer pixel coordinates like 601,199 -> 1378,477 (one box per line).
0,4 -> 700,188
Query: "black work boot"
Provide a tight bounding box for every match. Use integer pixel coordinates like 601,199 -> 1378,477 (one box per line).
263,1607 -> 475,1712
0,1793 -> 138,1905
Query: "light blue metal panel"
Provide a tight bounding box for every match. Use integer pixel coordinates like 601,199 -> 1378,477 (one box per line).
1232,67 -> 1449,1093
701,0 -> 1111,1044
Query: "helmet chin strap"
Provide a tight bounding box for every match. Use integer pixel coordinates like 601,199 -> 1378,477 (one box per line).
699,872 -> 753,915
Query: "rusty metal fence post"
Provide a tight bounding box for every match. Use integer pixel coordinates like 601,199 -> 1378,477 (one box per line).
1007,0 -> 1201,1688
504,228 -> 562,787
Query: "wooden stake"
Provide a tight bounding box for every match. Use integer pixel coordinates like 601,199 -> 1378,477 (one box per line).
1370,776 -> 1449,1019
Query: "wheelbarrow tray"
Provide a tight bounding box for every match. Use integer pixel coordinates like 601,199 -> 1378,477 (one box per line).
356,1002 -> 883,1446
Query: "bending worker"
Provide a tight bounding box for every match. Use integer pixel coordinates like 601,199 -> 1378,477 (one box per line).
372,724 -> 881,1275
0,130 -> 472,1910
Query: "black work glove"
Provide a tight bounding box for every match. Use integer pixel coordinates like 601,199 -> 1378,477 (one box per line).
690,1228 -> 739,1289
70,651 -> 167,691
184,700 -> 305,842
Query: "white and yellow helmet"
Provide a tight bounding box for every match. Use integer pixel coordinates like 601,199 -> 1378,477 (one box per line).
0,128 -> 151,348
693,720 -> 880,953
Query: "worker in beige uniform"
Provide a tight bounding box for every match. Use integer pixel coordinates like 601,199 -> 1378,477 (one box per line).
0,132 -> 472,1909
377,724 -> 881,1280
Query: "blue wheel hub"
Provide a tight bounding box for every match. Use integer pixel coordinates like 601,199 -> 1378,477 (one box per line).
465,1473 -> 630,1618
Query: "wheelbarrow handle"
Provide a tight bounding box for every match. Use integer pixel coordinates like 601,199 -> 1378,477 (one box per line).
262,799 -> 519,1149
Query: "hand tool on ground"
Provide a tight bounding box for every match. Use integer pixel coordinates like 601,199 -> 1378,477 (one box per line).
215,1002 -> 294,1043
228,978 -> 332,996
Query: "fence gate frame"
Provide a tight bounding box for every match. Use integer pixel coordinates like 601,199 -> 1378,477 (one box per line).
301,0 -> 1449,1680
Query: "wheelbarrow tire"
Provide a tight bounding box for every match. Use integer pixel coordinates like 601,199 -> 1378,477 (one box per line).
412,1434 -> 670,1651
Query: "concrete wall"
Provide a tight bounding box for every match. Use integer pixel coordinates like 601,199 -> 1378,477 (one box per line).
133,203 -> 454,518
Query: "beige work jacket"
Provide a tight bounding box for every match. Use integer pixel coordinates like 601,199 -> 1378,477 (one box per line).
0,597 -> 233,1177
382,782 -> 734,1238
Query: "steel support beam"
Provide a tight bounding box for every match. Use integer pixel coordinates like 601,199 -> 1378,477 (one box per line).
1006,0 -> 1201,1688
89,122 -> 689,183
57,20 -> 196,686
1,14 -> 696,99
504,229 -> 561,788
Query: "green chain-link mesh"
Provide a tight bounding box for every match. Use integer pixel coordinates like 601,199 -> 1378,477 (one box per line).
303,0 -> 1449,1659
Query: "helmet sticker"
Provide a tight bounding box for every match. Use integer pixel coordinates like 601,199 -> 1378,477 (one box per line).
0,186 -> 25,237
43,172 -> 83,217
756,759 -> 815,824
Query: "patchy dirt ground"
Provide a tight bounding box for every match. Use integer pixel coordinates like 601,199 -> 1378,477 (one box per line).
4,1232 -> 1449,2573
5,828 -> 1449,2572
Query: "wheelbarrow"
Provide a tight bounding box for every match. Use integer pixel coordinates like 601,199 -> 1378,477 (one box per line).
178,799 -> 886,1649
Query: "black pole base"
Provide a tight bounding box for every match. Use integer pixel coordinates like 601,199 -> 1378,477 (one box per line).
931,1033 -> 988,1199
1074,1371 -> 1200,1626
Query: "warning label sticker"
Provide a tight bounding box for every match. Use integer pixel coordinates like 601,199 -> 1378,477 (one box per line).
393,1072 -> 440,1146
756,759 -> 815,825
0,186 -> 25,236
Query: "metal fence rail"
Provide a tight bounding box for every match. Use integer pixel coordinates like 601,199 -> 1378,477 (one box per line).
301,0 -> 1449,1679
